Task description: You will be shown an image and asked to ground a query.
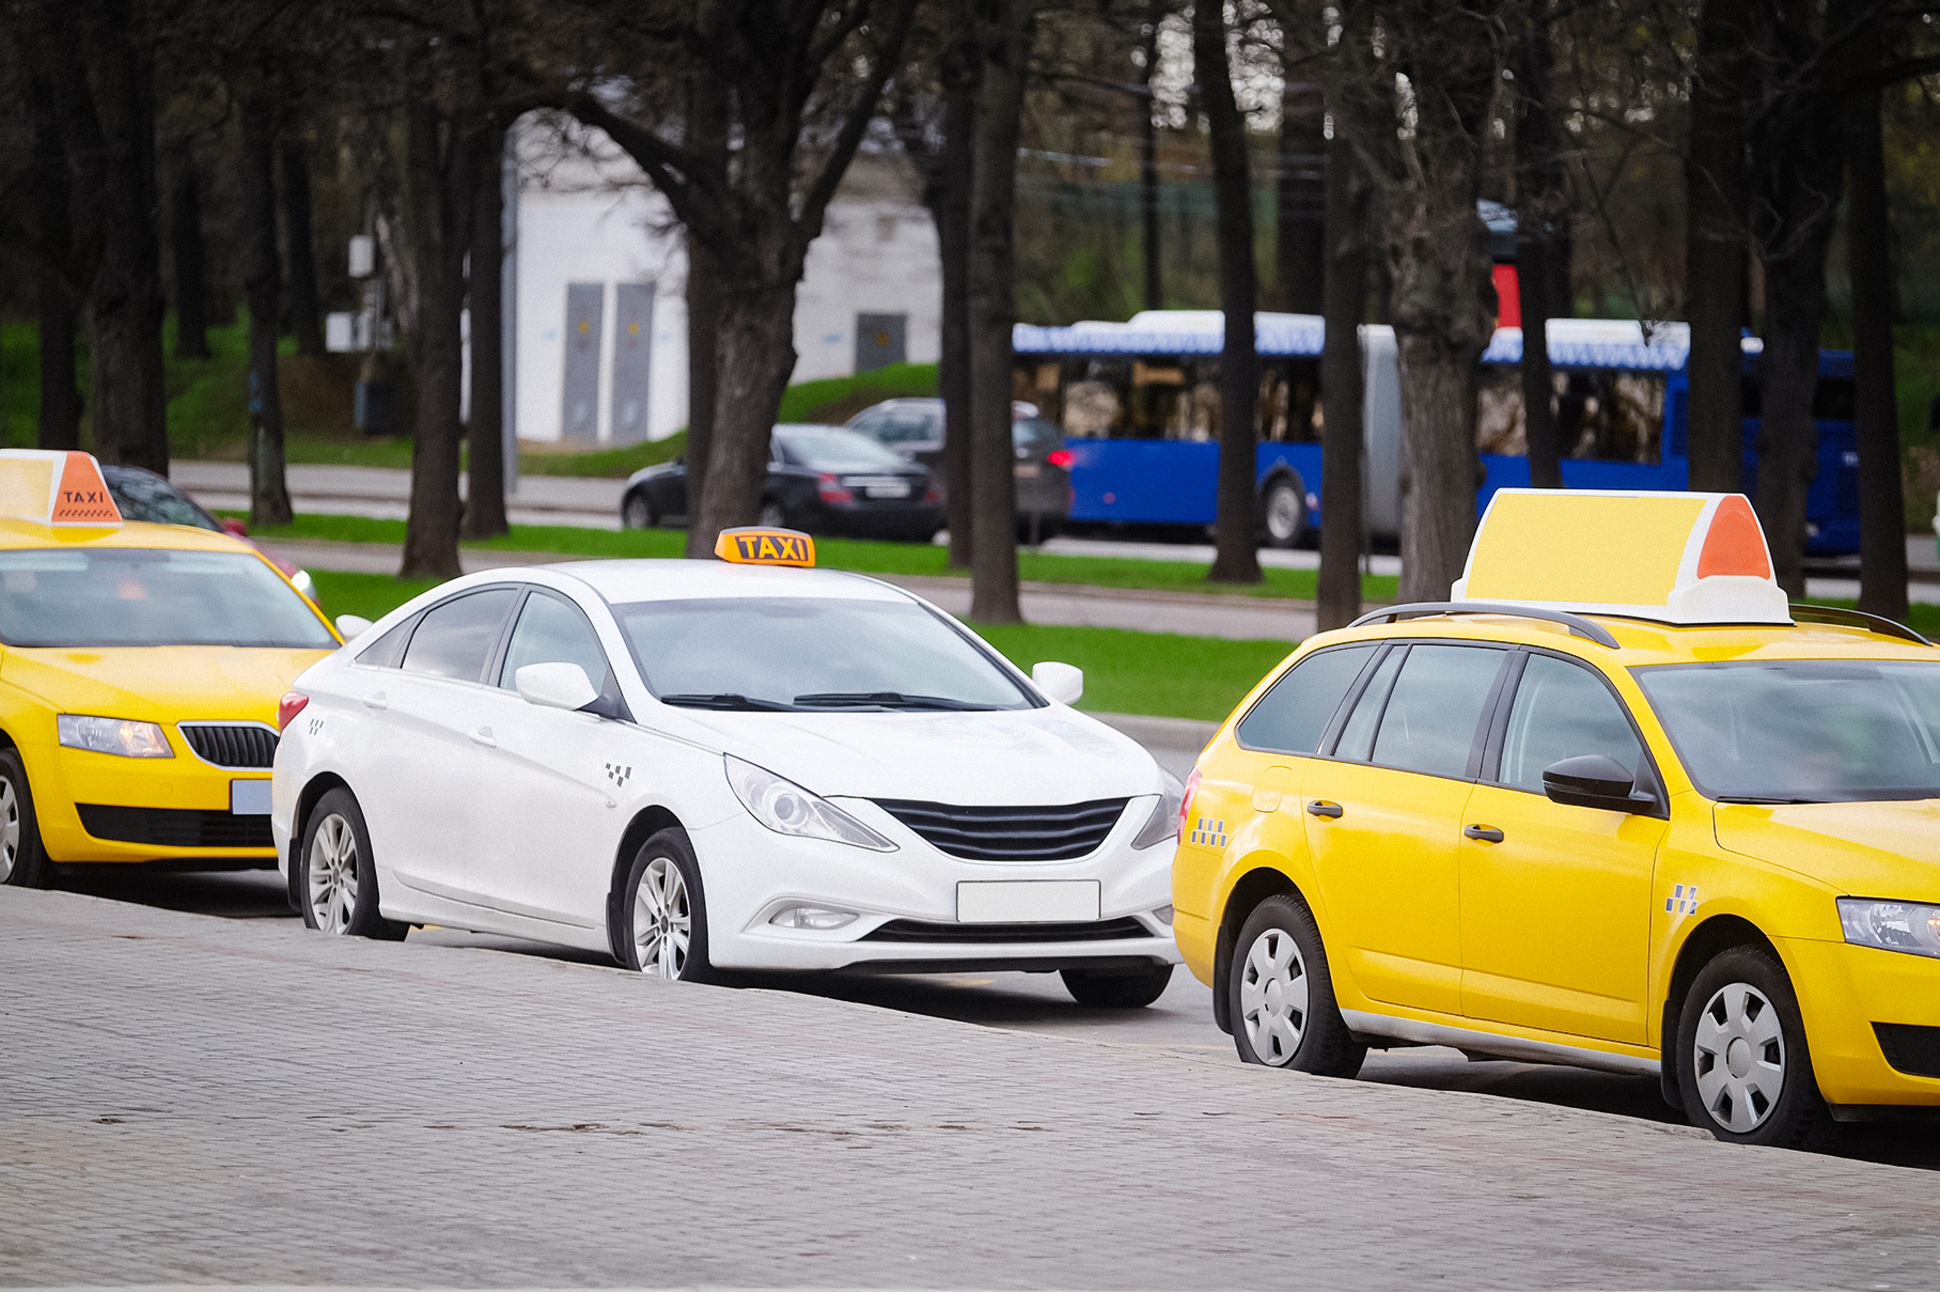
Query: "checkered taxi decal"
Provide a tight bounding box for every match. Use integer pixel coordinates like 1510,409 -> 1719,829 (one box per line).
1190,817 -> 1228,848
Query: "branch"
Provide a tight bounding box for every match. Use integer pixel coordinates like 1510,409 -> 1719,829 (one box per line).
563,95 -> 739,260
798,0 -> 918,235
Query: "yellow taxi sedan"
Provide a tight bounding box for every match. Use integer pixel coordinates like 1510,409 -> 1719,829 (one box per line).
0,450 -> 340,887
1174,489 -> 1940,1148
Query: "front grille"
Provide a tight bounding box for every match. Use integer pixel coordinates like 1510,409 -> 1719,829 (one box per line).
873,797 -> 1128,861
863,916 -> 1151,944
1873,1023 -> 1940,1079
78,805 -> 273,849
180,724 -> 278,769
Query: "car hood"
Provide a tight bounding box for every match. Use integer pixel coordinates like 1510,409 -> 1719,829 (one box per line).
663,705 -> 1162,804
0,646 -> 332,725
1714,800 -> 1940,901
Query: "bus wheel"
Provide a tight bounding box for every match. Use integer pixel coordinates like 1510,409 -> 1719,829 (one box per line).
1261,477 -> 1306,548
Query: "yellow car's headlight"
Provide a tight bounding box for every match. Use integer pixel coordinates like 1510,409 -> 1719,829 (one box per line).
56,715 -> 174,759
1838,898 -> 1940,960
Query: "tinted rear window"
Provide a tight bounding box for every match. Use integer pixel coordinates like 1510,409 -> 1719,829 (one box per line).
400,588 -> 518,682
1237,645 -> 1377,755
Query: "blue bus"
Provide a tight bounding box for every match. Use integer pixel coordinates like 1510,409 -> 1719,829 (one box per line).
1011,310 -> 1859,555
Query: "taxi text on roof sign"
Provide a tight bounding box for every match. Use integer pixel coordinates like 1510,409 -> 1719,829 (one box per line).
713,526 -> 816,568
1450,488 -> 1789,626
0,449 -> 122,528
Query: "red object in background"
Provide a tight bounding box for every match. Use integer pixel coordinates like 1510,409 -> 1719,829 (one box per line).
276,692 -> 310,731
221,517 -> 250,538
1177,769 -> 1201,840
1492,263 -> 1521,330
1045,449 -> 1075,469
816,473 -> 853,504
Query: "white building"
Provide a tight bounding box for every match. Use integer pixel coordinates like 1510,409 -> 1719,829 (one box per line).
507,119 -> 942,446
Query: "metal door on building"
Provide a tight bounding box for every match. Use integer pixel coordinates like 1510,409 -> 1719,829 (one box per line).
855,312 -> 906,372
561,283 -> 604,441
610,283 -> 655,445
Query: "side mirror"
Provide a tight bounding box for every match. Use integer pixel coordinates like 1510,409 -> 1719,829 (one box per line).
1032,660 -> 1084,706
516,661 -> 600,712
335,614 -> 373,641
222,517 -> 250,537
1542,754 -> 1652,814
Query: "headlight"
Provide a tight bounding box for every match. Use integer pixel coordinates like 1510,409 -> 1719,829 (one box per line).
724,755 -> 896,852
1131,769 -> 1185,849
57,715 -> 174,758
1839,898 -> 1940,960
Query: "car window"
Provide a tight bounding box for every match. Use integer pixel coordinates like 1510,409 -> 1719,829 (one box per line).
1366,644 -> 1506,779
1333,647 -> 1403,762
499,591 -> 611,693
1497,654 -> 1644,793
357,615 -> 418,668
1012,417 -> 1064,452
776,426 -> 910,470
399,588 -> 518,682
1237,644 -> 1377,756
101,466 -> 223,532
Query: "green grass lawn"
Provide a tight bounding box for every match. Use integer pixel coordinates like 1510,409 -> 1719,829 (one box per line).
305,570 -> 1284,723
241,511 -> 1400,602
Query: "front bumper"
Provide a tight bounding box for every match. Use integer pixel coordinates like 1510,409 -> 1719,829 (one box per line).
1781,935 -> 1940,1107
688,805 -> 1180,974
28,739 -> 273,865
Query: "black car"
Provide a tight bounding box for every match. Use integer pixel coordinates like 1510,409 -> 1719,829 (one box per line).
621,424 -> 944,542
845,397 -> 1071,540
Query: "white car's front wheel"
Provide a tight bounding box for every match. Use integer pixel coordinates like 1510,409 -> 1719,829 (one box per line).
300,788 -> 407,940
619,828 -> 715,982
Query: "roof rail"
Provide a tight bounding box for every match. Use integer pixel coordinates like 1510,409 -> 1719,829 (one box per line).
1789,603 -> 1933,647
1347,601 -> 1621,649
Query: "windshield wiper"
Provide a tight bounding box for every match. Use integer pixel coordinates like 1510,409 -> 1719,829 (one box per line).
659,693 -> 796,712
1715,795 -> 1821,805
793,691 -> 991,711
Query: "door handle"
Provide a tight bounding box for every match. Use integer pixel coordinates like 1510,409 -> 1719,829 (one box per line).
470,726 -> 496,748
1306,800 -> 1343,819
362,692 -> 387,711
1464,824 -> 1504,843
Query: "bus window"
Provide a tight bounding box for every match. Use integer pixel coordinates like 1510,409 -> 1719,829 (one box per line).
1475,367 -> 1665,465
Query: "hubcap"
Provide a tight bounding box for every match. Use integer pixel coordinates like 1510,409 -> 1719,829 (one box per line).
1266,487 -> 1300,541
0,779 -> 18,883
1239,927 -> 1310,1065
632,857 -> 692,979
624,496 -> 651,529
307,813 -> 360,935
1693,981 -> 1786,1133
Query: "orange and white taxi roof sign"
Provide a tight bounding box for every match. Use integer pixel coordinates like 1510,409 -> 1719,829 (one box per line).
1450,489 -> 1789,626
0,450 -> 122,528
714,526 -> 816,567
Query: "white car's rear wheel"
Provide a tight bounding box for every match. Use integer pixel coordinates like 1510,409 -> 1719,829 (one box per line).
620,828 -> 714,982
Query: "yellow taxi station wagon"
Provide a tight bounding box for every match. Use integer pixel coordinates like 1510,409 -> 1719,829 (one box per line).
0,450 -> 341,888
1174,489 -> 1940,1148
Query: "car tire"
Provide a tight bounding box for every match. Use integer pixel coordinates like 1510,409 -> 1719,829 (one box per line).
1062,963 -> 1173,1008
1261,477 -> 1306,549
0,748 -> 49,889
758,498 -> 788,529
1675,944 -> 1830,1149
622,491 -> 656,530
299,788 -> 408,940
1229,894 -> 1365,1076
618,827 -> 715,982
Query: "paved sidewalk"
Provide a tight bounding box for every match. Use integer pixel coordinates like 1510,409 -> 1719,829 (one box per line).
6,886 -> 1938,1289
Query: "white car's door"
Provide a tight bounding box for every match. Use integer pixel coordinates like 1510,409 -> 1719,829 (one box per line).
356,585 -> 521,900
463,587 -> 641,929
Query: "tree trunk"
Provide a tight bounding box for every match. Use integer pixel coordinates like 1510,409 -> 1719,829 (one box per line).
78,1 -> 168,474
399,93 -> 478,581
1753,234 -> 1830,598
1317,126 -> 1367,631
1847,87 -> 1906,622
242,94 -> 291,526
966,0 -> 1031,624
681,73 -> 729,556
29,71 -> 82,449
1138,4 -> 1163,312
1277,67 -> 1324,315
693,279 -> 798,543
1514,6 -> 1563,489
1683,0 -> 1751,494
167,137 -> 210,360
463,124 -> 510,540
938,42 -> 978,569
1198,0 -> 1262,585
281,139 -> 325,358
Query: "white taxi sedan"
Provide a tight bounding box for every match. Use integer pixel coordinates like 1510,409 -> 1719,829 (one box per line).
271,543 -> 1182,1006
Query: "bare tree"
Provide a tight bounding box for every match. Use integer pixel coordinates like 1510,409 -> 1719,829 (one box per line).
463,123 -> 511,540
1848,75 -> 1905,621
1513,0 -> 1565,488
166,136 -> 212,361
241,88 -> 293,525
1682,0 -> 1751,494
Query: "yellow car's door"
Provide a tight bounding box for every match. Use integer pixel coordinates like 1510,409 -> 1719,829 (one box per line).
1458,650 -> 1667,1044
1300,641 -> 1510,1016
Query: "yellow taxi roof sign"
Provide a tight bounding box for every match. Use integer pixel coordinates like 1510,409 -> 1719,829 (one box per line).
0,450 -> 122,528
714,527 -> 815,567
1451,489 -> 1789,626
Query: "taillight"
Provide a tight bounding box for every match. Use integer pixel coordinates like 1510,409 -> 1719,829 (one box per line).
818,472 -> 853,503
923,485 -> 942,503
277,692 -> 309,731
1177,769 -> 1200,840
1046,449 -> 1075,469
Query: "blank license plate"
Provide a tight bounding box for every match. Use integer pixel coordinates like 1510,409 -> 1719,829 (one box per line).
1013,463 -> 1041,479
957,880 -> 1100,923
231,779 -> 272,816
865,482 -> 910,499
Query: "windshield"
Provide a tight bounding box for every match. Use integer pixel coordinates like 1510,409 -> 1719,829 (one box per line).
1636,659 -> 1940,802
777,427 -> 910,471
614,596 -> 1034,711
0,549 -> 336,648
